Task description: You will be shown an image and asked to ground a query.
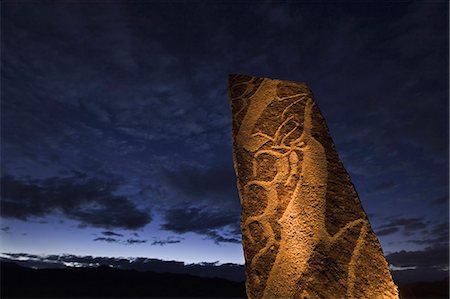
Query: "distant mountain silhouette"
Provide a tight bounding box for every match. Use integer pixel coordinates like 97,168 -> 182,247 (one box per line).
1,261 -> 246,298
0,253 -> 246,282
1,261 -> 448,298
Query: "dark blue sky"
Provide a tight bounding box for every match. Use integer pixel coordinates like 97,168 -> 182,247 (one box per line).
1,0 -> 448,281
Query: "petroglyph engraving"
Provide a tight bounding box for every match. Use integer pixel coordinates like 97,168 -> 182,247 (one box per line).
228,75 -> 399,299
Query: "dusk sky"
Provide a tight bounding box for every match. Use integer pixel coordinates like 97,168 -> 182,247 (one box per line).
1,0 -> 448,282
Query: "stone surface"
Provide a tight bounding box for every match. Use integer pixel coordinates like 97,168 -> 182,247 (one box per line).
228,74 -> 399,299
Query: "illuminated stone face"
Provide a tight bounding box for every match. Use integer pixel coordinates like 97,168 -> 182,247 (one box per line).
228,75 -> 399,299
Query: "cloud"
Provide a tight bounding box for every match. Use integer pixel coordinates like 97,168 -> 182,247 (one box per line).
161,205 -> 241,244
101,231 -> 123,237
371,181 -> 398,193
375,217 -> 427,236
1,173 -> 151,230
376,227 -> 400,236
406,222 -> 449,248
164,162 -> 238,201
151,237 -> 184,246
93,234 -> 150,245
93,237 -> 119,243
387,242 -> 449,285
151,240 -> 180,246
431,195 -> 448,205
160,161 -> 242,244
125,238 -> 147,245
387,245 -> 449,272
386,221 -> 449,284
204,231 -> 241,244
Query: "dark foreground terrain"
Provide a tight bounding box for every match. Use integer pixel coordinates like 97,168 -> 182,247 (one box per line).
399,279 -> 449,299
1,262 -> 448,298
1,262 -> 246,298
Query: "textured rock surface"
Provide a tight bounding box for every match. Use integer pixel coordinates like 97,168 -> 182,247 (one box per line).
228,74 -> 399,299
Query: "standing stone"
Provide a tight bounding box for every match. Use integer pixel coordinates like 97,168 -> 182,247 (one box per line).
228,74 -> 399,299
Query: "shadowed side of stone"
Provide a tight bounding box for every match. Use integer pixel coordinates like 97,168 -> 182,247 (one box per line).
228,74 -> 399,299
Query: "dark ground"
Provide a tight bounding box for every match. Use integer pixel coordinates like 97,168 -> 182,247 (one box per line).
0,262 -> 246,298
1,262 -> 448,298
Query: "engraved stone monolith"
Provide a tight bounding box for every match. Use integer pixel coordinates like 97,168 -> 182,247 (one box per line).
228,74 -> 399,299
